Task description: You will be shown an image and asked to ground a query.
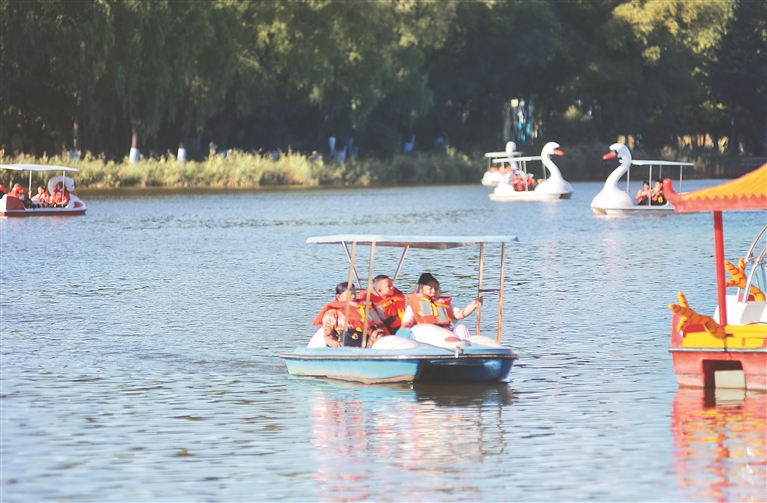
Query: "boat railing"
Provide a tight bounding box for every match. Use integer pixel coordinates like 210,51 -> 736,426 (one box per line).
624,161 -> 692,206
742,224 -> 767,302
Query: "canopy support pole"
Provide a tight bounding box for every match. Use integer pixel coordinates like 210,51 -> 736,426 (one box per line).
392,245 -> 410,283
362,242 -> 376,348
476,243 -> 485,336
497,242 -> 506,343
341,242 -> 361,285
343,242 -> 357,347
713,211 -> 728,326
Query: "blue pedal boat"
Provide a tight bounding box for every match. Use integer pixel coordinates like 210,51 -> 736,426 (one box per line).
281,235 -> 520,385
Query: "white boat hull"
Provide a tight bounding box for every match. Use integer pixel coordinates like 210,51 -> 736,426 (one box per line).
490,191 -> 571,202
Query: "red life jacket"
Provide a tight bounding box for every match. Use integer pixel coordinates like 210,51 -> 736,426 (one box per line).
311,299 -> 383,329
406,293 -> 453,327
371,288 -> 405,334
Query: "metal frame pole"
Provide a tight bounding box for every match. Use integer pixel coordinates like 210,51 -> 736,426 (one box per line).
713,212 -> 728,326
476,243 -> 485,336
362,242 -> 376,348
497,242 -> 506,343
343,241 -> 357,346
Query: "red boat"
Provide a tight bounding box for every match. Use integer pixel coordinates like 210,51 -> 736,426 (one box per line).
664,165 -> 767,391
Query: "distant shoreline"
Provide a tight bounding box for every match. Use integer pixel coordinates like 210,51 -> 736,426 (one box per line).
3,148 -> 762,190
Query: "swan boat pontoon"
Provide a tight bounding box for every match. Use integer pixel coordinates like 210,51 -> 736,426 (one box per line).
281,235 -> 520,384
481,141 -> 522,187
489,142 -> 573,201
0,164 -> 86,217
591,143 -> 691,215
665,165 -> 767,391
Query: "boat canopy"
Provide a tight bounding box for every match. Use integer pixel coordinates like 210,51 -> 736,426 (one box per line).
485,151 -> 522,158
631,160 -> 693,167
1,164 -> 79,173
307,235 -> 518,250
664,164 -> 767,213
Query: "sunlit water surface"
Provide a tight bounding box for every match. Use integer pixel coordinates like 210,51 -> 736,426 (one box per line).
2,181 -> 765,501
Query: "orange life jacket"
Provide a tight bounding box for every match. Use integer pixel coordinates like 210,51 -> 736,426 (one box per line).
371,288 -> 405,334
406,293 -> 453,327
311,299 -> 383,329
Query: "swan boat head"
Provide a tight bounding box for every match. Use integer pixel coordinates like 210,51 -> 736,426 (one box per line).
590,143 -> 636,211
535,142 -> 573,194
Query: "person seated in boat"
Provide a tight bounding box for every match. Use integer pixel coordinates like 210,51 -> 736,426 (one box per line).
312,282 -> 386,348
9,183 -> 27,200
635,181 -> 650,205
371,275 -> 406,335
31,185 -> 51,207
401,272 -> 482,340
50,182 -> 70,208
511,172 -> 526,191
651,179 -> 666,205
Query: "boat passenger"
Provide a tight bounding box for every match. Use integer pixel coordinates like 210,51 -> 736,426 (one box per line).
311,282 -> 385,348
402,273 -> 482,340
9,183 -> 26,200
635,181 -> 651,205
50,182 -> 70,207
31,186 -> 51,207
651,179 -> 666,205
511,172 -> 526,191
371,274 -> 406,335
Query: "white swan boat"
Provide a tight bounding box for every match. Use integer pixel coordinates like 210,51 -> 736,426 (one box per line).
481,141 -> 522,186
281,235 -> 520,384
489,142 -> 573,201
590,143 -> 691,215
0,164 -> 86,217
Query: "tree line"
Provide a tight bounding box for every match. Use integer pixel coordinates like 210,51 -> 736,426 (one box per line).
2,0 -> 765,162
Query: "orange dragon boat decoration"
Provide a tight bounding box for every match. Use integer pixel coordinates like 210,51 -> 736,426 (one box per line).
663,165 -> 767,391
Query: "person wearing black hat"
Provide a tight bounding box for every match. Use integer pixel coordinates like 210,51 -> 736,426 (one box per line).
401,272 -> 482,340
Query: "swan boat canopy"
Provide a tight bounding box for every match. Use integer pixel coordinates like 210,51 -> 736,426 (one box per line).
280,235 -> 520,385
489,142 -> 574,201
590,143 -> 691,215
0,164 -> 86,217
665,165 -> 767,391
481,141 -> 522,186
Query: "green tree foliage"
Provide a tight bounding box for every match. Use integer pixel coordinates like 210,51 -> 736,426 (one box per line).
2,0 -> 763,159
707,0 -> 767,154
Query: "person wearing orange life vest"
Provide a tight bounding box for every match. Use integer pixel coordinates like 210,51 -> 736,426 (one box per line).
31,185 -> 51,207
370,274 -> 406,335
312,282 -> 386,348
50,182 -> 70,207
402,272 -> 482,340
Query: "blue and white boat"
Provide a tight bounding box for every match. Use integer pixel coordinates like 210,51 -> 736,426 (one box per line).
281,235 -> 520,384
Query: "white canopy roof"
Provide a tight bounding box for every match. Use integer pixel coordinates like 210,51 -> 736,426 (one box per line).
1,164 -> 79,172
307,235 -> 519,249
631,160 -> 693,167
485,151 -> 523,158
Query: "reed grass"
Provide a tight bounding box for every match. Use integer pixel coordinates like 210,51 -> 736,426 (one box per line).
1,148 -> 481,189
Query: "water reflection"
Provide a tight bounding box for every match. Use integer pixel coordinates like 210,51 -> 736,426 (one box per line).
297,380 -> 516,500
672,389 -> 766,502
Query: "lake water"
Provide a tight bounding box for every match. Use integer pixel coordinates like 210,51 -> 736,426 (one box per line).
2,181 -> 765,502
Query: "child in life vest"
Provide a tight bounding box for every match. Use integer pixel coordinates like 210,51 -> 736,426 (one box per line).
401,272 -> 482,340
371,274 -> 406,335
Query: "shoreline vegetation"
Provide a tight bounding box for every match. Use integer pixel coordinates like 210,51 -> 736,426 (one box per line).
2,144 -> 762,191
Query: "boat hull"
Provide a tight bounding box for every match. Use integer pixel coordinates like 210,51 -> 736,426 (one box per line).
489,191 -> 571,202
281,346 -> 519,385
591,204 -> 674,216
669,348 -> 767,391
